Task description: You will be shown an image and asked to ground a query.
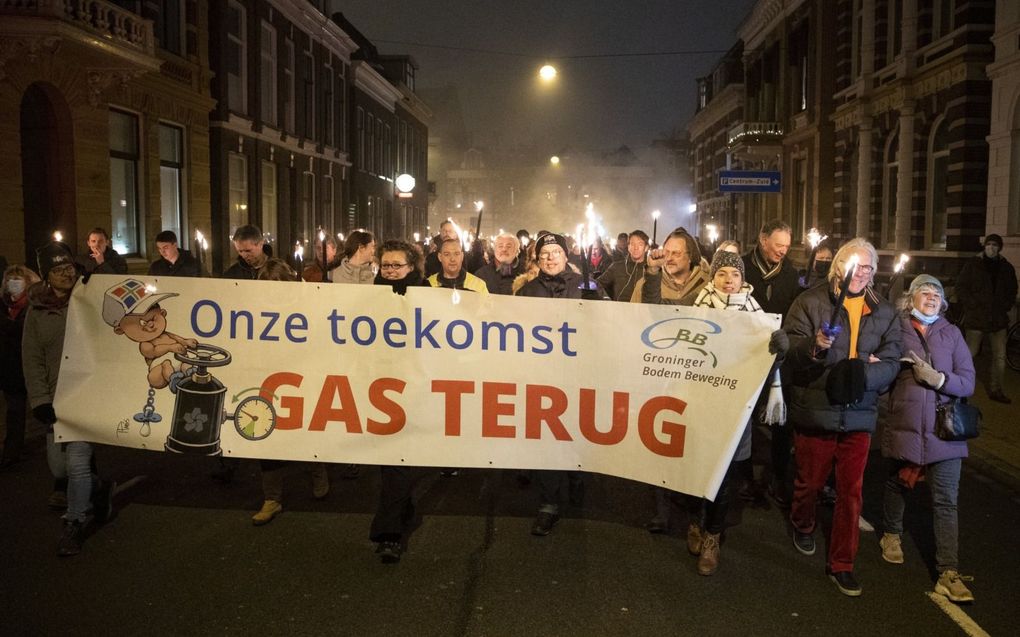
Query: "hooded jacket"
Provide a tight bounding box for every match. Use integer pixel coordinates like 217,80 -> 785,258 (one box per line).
21,283 -> 71,409
332,258 -> 376,285
882,314 -> 974,465
955,253 -> 1018,332
782,284 -> 902,434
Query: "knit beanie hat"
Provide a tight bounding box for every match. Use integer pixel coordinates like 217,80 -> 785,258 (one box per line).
984,233 -> 1003,248
908,274 -> 945,300
36,240 -> 75,279
710,249 -> 745,279
535,232 -> 568,257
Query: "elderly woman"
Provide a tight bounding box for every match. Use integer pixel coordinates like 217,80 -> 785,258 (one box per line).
880,275 -> 976,603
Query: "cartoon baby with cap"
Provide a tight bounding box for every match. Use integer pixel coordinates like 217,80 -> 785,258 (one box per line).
103,279 -> 197,390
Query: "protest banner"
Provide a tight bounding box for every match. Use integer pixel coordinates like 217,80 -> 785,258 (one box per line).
54,274 -> 779,499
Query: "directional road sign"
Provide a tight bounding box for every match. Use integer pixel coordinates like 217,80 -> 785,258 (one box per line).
718,170 -> 782,193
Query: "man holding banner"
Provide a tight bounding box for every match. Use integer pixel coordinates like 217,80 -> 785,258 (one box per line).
782,237 -> 901,597
517,232 -> 603,536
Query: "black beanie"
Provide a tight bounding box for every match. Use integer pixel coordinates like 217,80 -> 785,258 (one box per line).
535,232 -> 568,257
36,240 -> 75,279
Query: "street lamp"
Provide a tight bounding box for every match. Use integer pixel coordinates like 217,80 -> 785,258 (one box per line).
550,155 -> 560,166
539,64 -> 557,82
651,210 -> 661,246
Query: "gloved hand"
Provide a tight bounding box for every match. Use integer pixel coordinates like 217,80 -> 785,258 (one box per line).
908,351 -> 945,389
825,358 -> 867,405
768,329 -> 789,356
32,403 -> 57,425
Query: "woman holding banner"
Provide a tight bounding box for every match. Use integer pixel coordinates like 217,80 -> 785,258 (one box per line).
250,259 -> 331,526
23,240 -> 114,556
370,240 -> 425,563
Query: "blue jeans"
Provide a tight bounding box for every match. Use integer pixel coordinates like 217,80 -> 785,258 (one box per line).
64,441 -> 97,523
965,328 -> 1006,394
882,457 -> 961,572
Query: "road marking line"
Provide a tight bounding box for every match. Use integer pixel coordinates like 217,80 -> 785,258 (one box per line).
926,592 -> 989,637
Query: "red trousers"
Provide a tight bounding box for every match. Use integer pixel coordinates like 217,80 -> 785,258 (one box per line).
790,430 -> 871,573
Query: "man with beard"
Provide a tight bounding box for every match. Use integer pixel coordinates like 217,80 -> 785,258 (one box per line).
637,228 -> 710,306
476,233 -> 524,295
516,233 -> 603,536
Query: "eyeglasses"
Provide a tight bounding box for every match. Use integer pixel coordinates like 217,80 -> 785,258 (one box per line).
855,265 -> 875,275
538,249 -> 564,260
380,263 -> 409,270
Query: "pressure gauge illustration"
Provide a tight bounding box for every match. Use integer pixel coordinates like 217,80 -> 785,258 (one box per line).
233,396 -> 277,441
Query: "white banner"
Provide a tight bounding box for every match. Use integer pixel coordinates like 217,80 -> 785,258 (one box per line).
54,274 -> 779,498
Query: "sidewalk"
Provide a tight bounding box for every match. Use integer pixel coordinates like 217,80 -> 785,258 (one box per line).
965,356 -> 1020,494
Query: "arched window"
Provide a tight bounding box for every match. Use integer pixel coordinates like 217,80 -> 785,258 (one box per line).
882,128 -> 899,249
926,116 -> 949,249
1009,100 -> 1020,235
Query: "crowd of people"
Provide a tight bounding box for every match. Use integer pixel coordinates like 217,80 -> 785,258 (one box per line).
2,219 -> 1013,604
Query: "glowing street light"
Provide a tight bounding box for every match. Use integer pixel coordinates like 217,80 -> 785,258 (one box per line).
550,155 -> 560,166
706,224 -> 719,245
539,64 -> 557,82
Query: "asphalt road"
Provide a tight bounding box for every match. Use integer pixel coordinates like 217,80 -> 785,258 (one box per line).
1,437 -> 1018,637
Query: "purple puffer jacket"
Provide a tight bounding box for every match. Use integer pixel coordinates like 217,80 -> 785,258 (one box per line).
882,314 -> 975,465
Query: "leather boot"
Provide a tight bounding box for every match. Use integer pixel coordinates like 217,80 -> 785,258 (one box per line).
697,532 -> 720,576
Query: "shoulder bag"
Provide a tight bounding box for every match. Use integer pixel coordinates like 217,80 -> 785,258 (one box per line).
912,326 -> 981,441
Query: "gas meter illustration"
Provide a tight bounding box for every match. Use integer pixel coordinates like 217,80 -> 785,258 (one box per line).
103,279 -> 277,455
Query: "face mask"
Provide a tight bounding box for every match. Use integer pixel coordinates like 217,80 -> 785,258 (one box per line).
911,308 -> 939,325
6,279 -> 25,296
813,260 -> 831,277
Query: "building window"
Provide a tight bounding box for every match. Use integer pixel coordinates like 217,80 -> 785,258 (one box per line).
852,0 -> 863,79
385,124 -> 392,177
283,39 -> 295,133
376,118 -> 384,175
337,69 -> 346,151
261,161 -> 277,243
882,129 -> 899,249
323,174 -> 334,231
301,171 -> 315,239
225,1 -> 246,114
303,49 -> 315,140
228,151 -> 248,238
155,0 -> 183,55
356,107 -> 365,169
158,123 -> 184,244
109,109 -> 140,256
324,61 -> 335,147
926,117 -> 949,248
366,113 -> 375,173
792,157 -> 807,242
889,0 -> 903,60
934,0 -> 954,40
260,21 -> 277,126
399,121 -> 407,173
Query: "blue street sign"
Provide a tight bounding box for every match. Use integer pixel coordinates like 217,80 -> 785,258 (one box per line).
718,170 -> 782,193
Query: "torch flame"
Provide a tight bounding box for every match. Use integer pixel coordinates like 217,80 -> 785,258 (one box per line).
893,253 -> 910,274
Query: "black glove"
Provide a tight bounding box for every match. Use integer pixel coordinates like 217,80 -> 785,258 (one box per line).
33,403 -> 57,425
768,329 -> 789,356
580,288 -> 602,301
825,358 -> 867,406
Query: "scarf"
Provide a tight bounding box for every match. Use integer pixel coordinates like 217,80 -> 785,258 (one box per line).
751,247 -> 783,301
5,292 -> 28,320
693,283 -> 762,312
374,270 -> 422,295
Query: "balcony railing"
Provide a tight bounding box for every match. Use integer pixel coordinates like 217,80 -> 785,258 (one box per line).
727,122 -> 784,146
1,0 -> 155,57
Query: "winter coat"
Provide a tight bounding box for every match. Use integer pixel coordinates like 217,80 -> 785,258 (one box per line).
426,270 -> 489,294
148,249 -> 202,277
21,283 -> 70,409
782,285 -> 902,434
955,254 -> 1018,332
882,315 -> 974,465
222,256 -> 265,280
597,257 -> 645,302
742,248 -> 802,316
0,293 -> 29,393
636,259 -> 712,306
75,247 -> 127,275
332,258 -> 376,285
516,269 -> 603,300
475,260 -> 525,295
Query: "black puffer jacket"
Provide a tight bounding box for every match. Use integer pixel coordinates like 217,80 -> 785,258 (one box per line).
782,284 -> 902,434
0,294 -> 29,393
955,254 -> 1017,332
516,270 -> 604,300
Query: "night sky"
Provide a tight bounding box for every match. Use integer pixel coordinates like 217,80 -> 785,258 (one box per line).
331,0 -> 758,152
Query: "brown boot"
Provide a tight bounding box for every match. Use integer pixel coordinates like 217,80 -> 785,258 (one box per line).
697,532 -> 720,576
686,523 -> 703,555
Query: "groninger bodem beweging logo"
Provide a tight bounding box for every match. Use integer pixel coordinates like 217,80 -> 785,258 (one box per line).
639,317 -> 740,391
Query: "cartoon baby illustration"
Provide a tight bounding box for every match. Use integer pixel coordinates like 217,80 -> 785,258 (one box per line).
103,279 -> 198,390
